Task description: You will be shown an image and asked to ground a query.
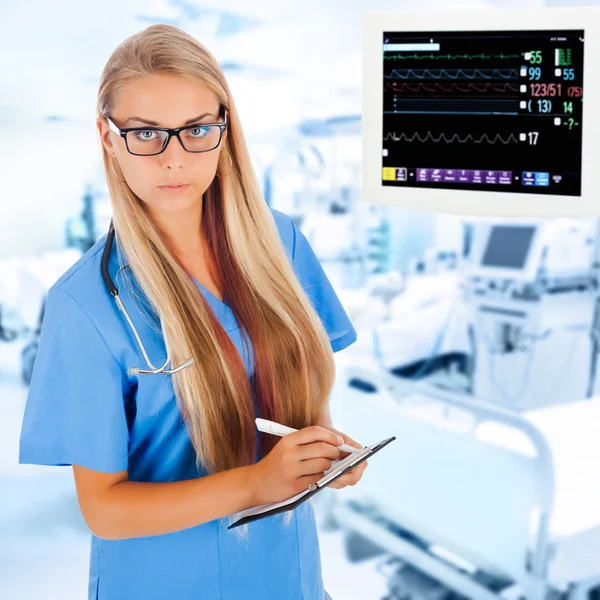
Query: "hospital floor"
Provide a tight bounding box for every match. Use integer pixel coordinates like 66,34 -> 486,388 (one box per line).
0,339 -> 389,600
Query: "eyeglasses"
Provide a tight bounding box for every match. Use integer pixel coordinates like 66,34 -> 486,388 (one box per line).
104,111 -> 228,156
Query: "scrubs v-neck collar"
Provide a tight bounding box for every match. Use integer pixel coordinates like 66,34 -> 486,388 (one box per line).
112,243 -> 238,333
190,276 -> 240,333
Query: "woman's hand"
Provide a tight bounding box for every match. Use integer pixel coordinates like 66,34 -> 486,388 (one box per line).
318,425 -> 368,490
249,426 -> 344,506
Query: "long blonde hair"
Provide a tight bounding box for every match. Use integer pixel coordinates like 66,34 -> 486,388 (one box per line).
96,24 -> 336,540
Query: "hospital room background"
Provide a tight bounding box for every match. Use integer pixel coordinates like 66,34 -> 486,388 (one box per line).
2,0 -> 600,598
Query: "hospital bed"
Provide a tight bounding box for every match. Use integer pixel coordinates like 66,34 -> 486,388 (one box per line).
369,272 -> 471,380
14,249 -> 82,385
324,350 -> 600,599
335,272 -> 472,389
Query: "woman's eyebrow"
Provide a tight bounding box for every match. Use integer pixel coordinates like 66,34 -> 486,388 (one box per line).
124,112 -> 215,126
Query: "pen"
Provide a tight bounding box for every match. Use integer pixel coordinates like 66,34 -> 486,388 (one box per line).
255,418 -> 362,454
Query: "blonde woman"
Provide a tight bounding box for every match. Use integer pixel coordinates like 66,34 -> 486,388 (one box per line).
18,23 -> 367,600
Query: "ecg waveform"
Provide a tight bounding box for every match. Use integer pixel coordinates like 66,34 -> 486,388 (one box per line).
386,82 -> 520,94
384,53 -> 521,61
384,131 -> 520,145
386,69 -> 519,80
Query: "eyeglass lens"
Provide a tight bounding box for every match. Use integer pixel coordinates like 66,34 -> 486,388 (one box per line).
126,125 -> 222,155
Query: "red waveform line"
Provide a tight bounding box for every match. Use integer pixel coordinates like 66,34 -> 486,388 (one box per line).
385,82 -> 520,93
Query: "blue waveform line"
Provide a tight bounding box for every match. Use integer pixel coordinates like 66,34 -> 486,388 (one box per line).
386,68 -> 519,80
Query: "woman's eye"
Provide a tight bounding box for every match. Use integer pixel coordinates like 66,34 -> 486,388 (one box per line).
188,126 -> 208,138
134,130 -> 157,140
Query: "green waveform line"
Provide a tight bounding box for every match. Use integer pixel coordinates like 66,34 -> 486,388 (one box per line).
385,53 -> 521,61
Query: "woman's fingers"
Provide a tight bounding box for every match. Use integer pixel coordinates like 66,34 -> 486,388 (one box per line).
327,460 -> 368,489
315,425 -> 369,489
331,429 -> 363,459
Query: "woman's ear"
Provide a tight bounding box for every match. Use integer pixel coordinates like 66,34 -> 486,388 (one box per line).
97,117 -> 115,155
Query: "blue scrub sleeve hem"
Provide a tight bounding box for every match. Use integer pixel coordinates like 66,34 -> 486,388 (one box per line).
330,327 -> 357,353
19,443 -> 129,474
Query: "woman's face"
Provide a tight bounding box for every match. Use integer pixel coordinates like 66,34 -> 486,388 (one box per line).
97,73 -> 227,216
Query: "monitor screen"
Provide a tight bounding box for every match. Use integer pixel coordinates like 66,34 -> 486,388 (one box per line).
381,29 -> 584,196
480,225 -> 536,269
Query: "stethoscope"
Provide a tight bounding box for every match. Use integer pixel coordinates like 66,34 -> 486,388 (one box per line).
101,220 -> 195,377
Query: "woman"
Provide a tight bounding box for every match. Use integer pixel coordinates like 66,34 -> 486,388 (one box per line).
19,23 -> 366,600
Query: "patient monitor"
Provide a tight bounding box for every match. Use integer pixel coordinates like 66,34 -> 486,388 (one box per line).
464,218 -> 596,410
362,6 -> 600,218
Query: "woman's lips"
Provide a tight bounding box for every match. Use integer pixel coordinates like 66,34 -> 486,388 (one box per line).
159,184 -> 190,191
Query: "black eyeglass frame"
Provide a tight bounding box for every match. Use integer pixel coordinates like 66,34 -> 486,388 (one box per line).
104,106 -> 228,156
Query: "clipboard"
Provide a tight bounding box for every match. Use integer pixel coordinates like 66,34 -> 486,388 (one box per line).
227,435 -> 396,529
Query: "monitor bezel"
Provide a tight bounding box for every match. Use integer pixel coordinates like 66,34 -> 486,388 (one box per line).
363,7 -> 600,217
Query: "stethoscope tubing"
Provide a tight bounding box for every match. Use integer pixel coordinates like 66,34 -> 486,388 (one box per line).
101,220 -> 194,376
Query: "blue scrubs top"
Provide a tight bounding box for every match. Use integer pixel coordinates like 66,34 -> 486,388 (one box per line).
19,207 -> 357,600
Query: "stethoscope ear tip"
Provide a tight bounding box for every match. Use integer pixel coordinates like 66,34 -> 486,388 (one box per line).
127,367 -> 140,377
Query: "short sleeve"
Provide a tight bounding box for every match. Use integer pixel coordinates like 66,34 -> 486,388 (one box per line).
291,220 -> 357,353
19,285 -> 130,473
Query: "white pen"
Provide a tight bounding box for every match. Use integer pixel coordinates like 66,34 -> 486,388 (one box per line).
255,418 -> 361,454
